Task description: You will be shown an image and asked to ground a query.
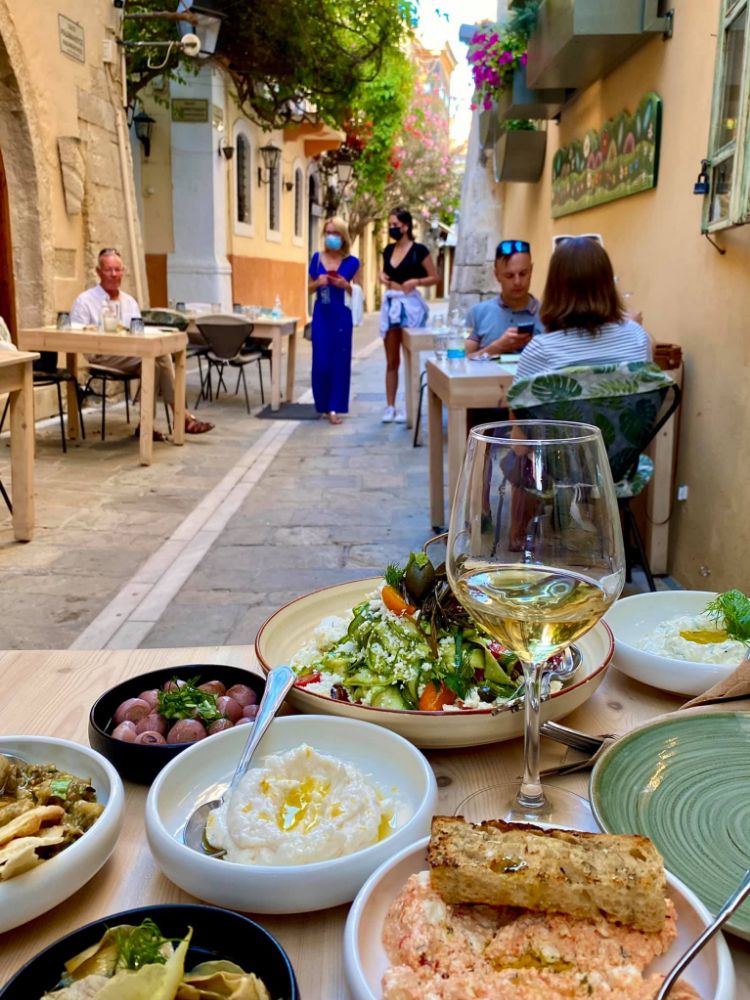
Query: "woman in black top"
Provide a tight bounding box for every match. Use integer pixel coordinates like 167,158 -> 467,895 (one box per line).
378,207 -> 438,423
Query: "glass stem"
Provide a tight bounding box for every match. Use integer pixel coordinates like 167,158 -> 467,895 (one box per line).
517,660 -> 545,810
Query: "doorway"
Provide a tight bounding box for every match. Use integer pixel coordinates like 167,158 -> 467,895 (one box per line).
0,148 -> 16,340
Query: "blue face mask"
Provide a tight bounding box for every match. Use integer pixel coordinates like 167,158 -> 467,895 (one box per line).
324,234 -> 343,251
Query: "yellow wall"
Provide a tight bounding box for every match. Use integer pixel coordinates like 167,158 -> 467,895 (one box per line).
500,2 -> 750,590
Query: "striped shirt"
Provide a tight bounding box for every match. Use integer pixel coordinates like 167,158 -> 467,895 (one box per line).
514,320 -> 652,383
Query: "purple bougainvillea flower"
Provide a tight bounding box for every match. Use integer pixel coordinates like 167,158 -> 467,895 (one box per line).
483,97 -> 493,110
488,33 -> 499,45
520,53 -> 528,66
499,50 -> 513,65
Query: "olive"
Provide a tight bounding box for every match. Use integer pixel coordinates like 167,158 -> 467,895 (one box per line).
242,704 -> 259,719
234,717 -> 253,726
207,719 -> 234,735
138,689 -> 160,709
111,721 -> 137,742
163,679 -> 187,692
477,684 -> 495,703
135,713 -> 167,736
166,719 -> 207,743
198,680 -> 226,696
330,684 -> 350,702
114,698 -> 152,725
404,553 -> 436,602
225,684 -> 257,707
135,731 -> 166,745
216,696 -> 242,722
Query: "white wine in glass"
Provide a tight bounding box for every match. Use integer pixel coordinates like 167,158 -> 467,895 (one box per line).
447,421 -> 625,829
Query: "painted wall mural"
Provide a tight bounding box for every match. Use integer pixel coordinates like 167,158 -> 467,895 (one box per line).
551,92 -> 662,218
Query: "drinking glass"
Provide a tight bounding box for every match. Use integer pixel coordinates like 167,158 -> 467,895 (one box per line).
447,420 -> 625,828
432,314 -> 449,360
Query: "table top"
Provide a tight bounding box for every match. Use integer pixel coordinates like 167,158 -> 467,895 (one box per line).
18,326 -> 187,358
0,350 -> 38,369
0,644 -> 748,997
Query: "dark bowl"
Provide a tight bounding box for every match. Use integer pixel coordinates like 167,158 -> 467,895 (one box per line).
0,903 -> 298,999
89,663 -> 266,784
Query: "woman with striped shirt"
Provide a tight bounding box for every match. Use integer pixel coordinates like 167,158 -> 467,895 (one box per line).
514,237 -> 651,383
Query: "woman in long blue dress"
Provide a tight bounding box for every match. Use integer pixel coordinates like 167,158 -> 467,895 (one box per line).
308,217 -> 360,424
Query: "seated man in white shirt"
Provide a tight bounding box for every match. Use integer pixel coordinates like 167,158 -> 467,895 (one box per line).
70,249 -> 213,437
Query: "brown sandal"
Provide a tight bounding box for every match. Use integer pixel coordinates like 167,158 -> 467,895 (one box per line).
185,416 -> 214,434
133,425 -> 167,442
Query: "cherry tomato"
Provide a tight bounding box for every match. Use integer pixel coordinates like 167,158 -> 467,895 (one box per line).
295,670 -> 322,687
418,680 -> 456,711
382,584 -> 416,617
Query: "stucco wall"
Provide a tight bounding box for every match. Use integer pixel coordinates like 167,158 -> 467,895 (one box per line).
497,2 -> 750,590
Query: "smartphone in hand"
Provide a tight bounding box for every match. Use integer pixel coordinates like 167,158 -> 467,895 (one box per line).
517,322 -> 535,336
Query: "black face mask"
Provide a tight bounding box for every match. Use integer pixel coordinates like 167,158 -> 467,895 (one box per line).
389,226 -> 404,241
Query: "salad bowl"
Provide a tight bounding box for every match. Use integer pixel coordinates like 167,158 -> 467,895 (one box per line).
255,578 -> 614,749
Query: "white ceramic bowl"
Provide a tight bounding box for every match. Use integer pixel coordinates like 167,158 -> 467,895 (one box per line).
605,590 -> 742,696
145,715 -> 438,913
256,578 -> 614,748
344,837 -> 736,1000
0,736 -> 125,934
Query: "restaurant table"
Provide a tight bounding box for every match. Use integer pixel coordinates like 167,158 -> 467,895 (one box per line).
427,355 -> 517,530
402,328 -> 435,428
17,327 -> 187,466
245,315 -> 300,411
1,644 -> 748,997
0,350 -> 38,541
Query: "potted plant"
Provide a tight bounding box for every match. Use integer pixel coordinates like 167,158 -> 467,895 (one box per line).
493,120 -> 547,184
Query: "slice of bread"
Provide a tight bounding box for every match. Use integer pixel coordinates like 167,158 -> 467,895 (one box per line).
428,816 -> 667,932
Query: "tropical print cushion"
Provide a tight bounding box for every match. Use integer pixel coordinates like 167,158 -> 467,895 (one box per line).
507,362 -> 676,487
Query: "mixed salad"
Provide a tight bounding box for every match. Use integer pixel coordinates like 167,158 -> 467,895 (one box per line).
291,552 -> 542,712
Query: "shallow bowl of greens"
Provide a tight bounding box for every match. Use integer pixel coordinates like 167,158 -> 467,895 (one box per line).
0,903 -> 298,999
605,591 -> 745,697
255,578 -> 614,749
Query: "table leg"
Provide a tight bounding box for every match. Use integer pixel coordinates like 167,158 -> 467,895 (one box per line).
403,345 -> 416,429
172,349 -> 186,446
284,324 -> 297,404
428,385 -> 444,531
271,330 -> 281,411
447,406 -> 468,513
65,352 -> 80,439
139,358 -> 155,466
9,363 -> 34,541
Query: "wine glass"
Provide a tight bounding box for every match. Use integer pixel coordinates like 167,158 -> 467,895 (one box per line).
447,420 -> 625,829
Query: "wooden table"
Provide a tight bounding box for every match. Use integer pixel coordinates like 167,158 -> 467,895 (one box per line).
0,644 -> 748,997
246,316 -> 300,411
402,328 -> 434,429
427,356 -> 517,530
0,351 -> 38,541
18,328 -> 187,466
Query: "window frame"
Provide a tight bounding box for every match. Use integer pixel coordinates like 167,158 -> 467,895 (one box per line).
703,0 -> 750,232
232,122 -> 254,238
266,158 -> 282,242
292,162 -> 304,245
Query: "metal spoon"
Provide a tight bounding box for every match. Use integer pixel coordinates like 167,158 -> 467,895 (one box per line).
182,664 -> 295,855
655,867 -> 750,999
0,752 -> 27,794
540,644 -> 582,699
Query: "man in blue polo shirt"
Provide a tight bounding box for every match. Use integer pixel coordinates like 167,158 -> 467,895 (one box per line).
465,239 -> 544,356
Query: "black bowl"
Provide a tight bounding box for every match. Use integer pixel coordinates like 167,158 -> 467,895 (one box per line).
0,903 -> 298,999
89,663 -> 266,784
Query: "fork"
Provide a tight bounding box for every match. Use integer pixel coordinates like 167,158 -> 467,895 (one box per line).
539,720 -> 607,755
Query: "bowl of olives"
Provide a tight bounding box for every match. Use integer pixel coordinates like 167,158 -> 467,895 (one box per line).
88,664 -> 266,783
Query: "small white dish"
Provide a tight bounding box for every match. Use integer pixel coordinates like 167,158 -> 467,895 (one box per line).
146,715 -> 437,914
0,736 -> 125,934
344,837 -> 735,1000
605,591 -> 742,696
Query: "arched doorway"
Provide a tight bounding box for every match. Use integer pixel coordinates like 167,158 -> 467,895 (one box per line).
0,148 -> 16,339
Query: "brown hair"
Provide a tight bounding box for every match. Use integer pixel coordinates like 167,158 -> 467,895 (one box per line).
540,237 -> 624,335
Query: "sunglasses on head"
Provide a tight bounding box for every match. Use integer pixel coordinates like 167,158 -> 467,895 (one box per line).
552,233 -> 604,248
496,240 -> 530,257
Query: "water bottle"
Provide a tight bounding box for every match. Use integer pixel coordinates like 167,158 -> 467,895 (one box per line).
319,283 -> 331,306
271,295 -> 282,319
447,327 -> 467,371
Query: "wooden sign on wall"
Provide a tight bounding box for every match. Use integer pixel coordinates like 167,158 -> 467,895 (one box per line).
551,93 -> 662,218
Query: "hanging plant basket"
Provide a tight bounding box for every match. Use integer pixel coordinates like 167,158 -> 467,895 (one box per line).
493,128 -> 547,183
498,64 -> 569,120
478,103 -> 502,150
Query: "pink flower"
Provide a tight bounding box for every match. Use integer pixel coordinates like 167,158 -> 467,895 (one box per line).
470,103 -> 477,111
499,50 -> 513,65
483,97 -> 493,110
520,52 -> 528,66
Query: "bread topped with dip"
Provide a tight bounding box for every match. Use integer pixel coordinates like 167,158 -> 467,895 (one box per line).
428,815 -> 667,932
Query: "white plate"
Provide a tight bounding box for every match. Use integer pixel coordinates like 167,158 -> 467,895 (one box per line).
605,591 -> 741,696
146,715 -> 437,913
255,578 -> 613,749
0,736 -> 125,934
344,837 -> 736,1000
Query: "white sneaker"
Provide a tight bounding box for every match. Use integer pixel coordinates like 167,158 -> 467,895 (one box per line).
394,408 -> 406,423
382,405 -> 396,423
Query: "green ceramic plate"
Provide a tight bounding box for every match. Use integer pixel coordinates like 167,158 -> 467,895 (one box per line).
590,712 -> 750,939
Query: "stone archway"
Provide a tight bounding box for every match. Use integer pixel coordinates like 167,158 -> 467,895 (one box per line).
0,18 -> 49,332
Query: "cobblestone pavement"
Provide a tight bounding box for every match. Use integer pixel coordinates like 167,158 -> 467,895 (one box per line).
0,313 -> 436,650
0,310 -> 661,651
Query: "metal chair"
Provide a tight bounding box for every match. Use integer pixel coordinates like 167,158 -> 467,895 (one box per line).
506,361 -> 681,591
0,351 -> 86,453
194,314 -> 265,414
84,366 -> 172,440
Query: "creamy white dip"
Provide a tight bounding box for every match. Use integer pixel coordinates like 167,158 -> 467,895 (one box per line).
205,744 -> 395,866
635,611 -> 747,664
